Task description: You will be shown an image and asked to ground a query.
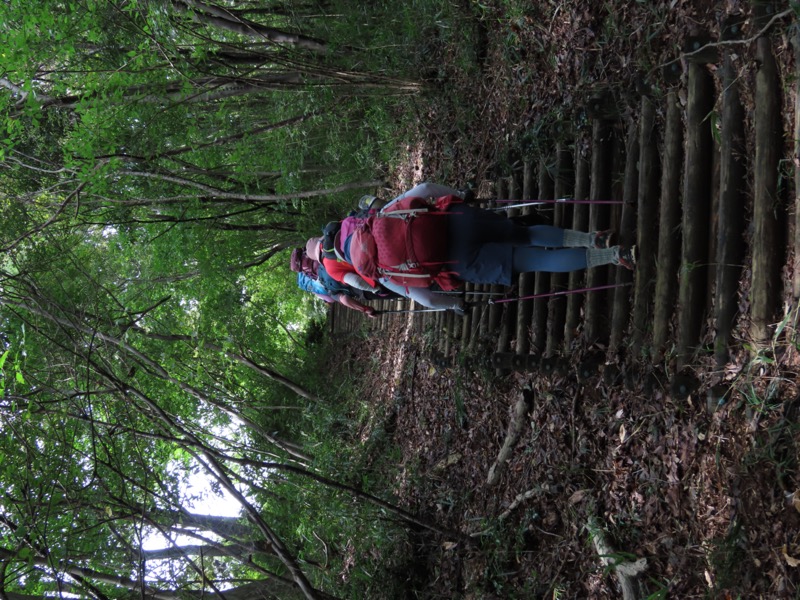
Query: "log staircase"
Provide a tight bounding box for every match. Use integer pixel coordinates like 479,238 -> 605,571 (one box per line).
331,10 -> 797,395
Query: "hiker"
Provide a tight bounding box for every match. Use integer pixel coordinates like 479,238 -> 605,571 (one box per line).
364,182 -> 629,278
292,246 -> 394,300
290,248 -> 380,317
308,184 -> 635,311
306,236 -> 466,312
297,270 -> 379,317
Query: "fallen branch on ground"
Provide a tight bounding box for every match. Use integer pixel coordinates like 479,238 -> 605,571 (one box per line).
588,516 -> 648,600
653,8 -> 794,77
498,488 -> 537,520
486,388 -> 533,486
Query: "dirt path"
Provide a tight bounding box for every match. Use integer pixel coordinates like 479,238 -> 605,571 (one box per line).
330,3 -> 800,598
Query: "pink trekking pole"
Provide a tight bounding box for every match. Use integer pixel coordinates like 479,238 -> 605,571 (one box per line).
487,281 -> 632,305
493,198 -> 624,205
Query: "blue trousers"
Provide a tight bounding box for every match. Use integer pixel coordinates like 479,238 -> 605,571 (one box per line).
447,205 -> 587,285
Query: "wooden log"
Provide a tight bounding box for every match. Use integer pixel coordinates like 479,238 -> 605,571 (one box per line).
413,302 -> 426,333
496,174 -> 521,374
610,116 -> 640,352
714,50 -> 747,365
470,289 -> 488,352
468,196 -> 495,352
652,91 -> 684,359
491,352 -> 514,370
532,157 -> 555,352
586,90 -> 620,120
443,311 -> 453,358
488,292 -> 505,335
511,353 -> 538,371
793,29 -> 800,300
460,283 -> 474,349
721,13 -> 745,41
329,302 -> 338,333
609,124 -> 626,249
371,304 -> 380,331
676,62 -> 714,365
434,311 -> 444,345
545,141 -> 575,357
706,101 -> 721,324
565,140 -> 591,346
630,97 -> 660,353
752,0 -> 780,29
488,176 -> 507,335
553,141 -> 575,234
584,119 -> 613,344
516,161 -> 537,355
750,36 -> 783,343
662,61 -> 682,84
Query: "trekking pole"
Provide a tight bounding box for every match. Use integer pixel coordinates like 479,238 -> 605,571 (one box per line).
490,200 -> 624,212
479,281 -> 632,305
492,198 -> 624,206
433,290 -> 505,296
374,307 -> 449,315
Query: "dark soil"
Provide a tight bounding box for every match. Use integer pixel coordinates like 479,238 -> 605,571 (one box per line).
331,1 -> 800,598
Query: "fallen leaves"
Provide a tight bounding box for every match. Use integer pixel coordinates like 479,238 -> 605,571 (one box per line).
366,0 -> 800,596
784,545 -> 800,568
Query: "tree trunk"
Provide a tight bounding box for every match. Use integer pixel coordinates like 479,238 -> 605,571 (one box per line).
172,0 -> 328,53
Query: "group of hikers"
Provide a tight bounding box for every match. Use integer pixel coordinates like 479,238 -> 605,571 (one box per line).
290,182 -> 637,317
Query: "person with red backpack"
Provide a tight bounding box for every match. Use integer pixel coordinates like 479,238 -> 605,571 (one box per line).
290,247 -> 381,317
308,183 -> 635,311
305,236 -> 466,312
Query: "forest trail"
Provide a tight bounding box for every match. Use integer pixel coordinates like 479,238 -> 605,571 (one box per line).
336,9 -> 792,387
328,7 -> 800,599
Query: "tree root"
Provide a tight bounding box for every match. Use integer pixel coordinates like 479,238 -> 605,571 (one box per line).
587,516 -> 648,600
486,388 -> 533,486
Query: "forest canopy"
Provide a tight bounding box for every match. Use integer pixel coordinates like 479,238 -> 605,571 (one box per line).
0,1 -> 454,598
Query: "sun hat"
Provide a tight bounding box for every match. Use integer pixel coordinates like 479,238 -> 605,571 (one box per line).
305,236 -> 322,262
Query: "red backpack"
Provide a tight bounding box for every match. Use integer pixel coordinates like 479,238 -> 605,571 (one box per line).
344,195 -> 462,290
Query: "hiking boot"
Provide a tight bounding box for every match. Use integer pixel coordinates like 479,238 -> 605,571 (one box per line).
593,229 -> 615,248
453,301 -> 471,316
459,188 -> 476,204
615,245 -> 637,270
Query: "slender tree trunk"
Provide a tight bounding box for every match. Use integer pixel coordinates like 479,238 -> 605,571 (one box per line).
172,0 -> 328,52
113,171 -> 383,203
239,459 -> 475,544
0,545 -> 325,600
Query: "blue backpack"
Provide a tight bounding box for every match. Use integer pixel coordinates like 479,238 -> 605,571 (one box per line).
297,273 -> 332,298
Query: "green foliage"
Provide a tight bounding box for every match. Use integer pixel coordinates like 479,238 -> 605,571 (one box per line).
705,521 -> 748,594
0,0 -> 481,597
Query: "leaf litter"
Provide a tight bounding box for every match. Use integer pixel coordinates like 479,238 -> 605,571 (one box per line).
332,0 -> 800,596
